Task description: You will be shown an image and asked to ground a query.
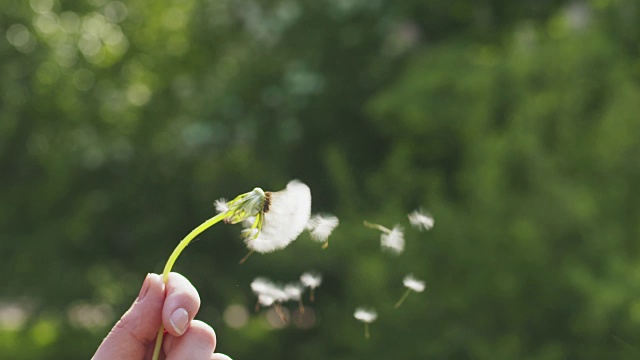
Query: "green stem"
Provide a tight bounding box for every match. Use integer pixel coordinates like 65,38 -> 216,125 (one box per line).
364,323 -> 370,339
151,213 -> 227,360
394,288 -> 412,308
363,220 -> 390,234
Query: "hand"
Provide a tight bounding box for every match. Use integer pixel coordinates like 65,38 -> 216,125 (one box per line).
93,272 -> 232,360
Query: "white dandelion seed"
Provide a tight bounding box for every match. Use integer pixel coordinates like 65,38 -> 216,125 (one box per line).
306,214 -> 339,248
403,274 -> 425,292
381,226 -> 405,254
284,283 -> 305,313
394,274 -> 426,308
354,307 -> 377,339
251,277 -> 290,315
408,209 -> 434,231
300,272 -> 322,288
300,272 -> 322,302
364,221 -> 405,254
214,198 -> 229,214
251,277 -> 275,295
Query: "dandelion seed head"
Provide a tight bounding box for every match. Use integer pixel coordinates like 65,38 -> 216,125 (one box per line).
408,209 -> 434,231
380,225 -> 405,254
242,216 -> 256,228
306,214 -> 339,242
354,307 -> 377,323
300,272 -> 322,289
403,274 -> 425,292
245,180 -> 311,253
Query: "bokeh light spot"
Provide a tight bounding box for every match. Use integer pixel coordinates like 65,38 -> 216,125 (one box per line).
7,24 -> 36,53
73,68 -> 96,91
29,0 -> 54,14
127,83 -> 152,106
223,304 -> 249,329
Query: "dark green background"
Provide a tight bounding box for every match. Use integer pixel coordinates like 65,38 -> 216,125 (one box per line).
2,0 -> 640,359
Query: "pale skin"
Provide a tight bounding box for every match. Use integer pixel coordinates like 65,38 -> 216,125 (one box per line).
93,272 -> 231,360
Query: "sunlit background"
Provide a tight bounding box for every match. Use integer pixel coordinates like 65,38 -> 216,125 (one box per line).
2,0 -> 640,359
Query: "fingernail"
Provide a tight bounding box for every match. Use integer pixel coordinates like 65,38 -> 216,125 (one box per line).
138,273 -> 151,300
170,308 -> 189,335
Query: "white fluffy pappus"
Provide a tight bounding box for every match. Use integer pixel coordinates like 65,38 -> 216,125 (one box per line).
300,272 -> 322,289
380,225 -> 405,255
245,180 -> 312,253
403,274 -> 425,292
306,214 -> 339,242
408,209 -> 434,231
214,198 -> 229,214
354,308 -> 378,323
284,283 -> 304,301
354,307 -> 377,339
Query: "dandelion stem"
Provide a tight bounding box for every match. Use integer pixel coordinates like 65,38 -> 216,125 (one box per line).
274,303 -> 287,323
364,323 -> 370,339
151,212 -> 227,360
321,240 -> 329,249
363,220 -> 390,234
238,249 -> 255,264
394,288 -> 412,308
298,299 -> 305,314
310,288 -> 315,303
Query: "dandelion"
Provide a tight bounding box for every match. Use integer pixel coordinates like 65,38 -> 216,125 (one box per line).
354,307 -> 377,339
408,209 -> 434,231
150,180 -> 311,360
300,272 -> 322,302
394,274 -> 425,308
363,221 -> 405,255
306,214 -> 339,248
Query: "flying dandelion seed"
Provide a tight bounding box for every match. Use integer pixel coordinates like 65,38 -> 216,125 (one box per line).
354,307 -> 377,339
300,272 -> 322,302
251,277 -> 275,310
408,209 -> 434,231
250,277 -> 291,322
306,214 -> 339,248
364,221 -> 405,254
284,283 -> 305,313
394,274 -> 426,308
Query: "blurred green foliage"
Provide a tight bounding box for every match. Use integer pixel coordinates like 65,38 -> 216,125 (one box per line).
1,0 -> 640,359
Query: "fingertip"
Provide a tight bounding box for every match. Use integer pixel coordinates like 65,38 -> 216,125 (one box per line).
162,272 -> 201,336
163,320 -> 217,358
211,353 -> 233,360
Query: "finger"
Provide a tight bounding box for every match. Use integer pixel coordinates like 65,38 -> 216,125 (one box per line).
163,320 -> 217,359
92,273 -> 165,360
211,353 -> 233,360
162,272 -> 201,336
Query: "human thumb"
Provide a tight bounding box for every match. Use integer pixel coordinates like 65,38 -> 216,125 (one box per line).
93,273 -> 165,360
